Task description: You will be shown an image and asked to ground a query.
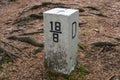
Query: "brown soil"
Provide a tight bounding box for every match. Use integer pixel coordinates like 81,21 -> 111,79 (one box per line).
0,0 -> 120,80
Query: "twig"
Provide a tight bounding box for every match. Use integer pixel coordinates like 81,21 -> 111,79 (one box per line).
30,2 -> 84,12
108,75 -> 120,80
105,35 -> 120,42
79,14 -> 91,16
13,13 -> 43,25
18,2 -> 68,16
28,13 -> 43,19
79,22 -> 87,26
18,5 -> 31,16
91,41 -> 119,47
0,40 -> 30,58
90,11 -> 108,18
0,46 -> 19,60
0,40 -> 22,52
84,6 -> 100,11
98,46 -> 106,54
32,47 -> 43,55
7,36 -> 44,47
9,29 -> 23,34
19,29 -> 44,36
30,2 -> 66,10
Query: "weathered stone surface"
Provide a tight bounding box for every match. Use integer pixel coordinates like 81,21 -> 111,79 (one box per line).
43,8 -> 79,74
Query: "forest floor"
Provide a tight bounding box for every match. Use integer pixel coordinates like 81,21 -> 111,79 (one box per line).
0,0 -> 120,80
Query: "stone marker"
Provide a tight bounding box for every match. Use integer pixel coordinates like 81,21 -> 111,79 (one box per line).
43,8 -> 79,74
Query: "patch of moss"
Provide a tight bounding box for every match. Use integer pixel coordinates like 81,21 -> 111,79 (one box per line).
0,56 -> 11,65
45,64 -> 89,80
77,65 -> 89,77
64,65 -> 89,80
32,47 -> 42,55
45,71 -> 60,80
63,75 -> 80,80
0,67 -> 3,73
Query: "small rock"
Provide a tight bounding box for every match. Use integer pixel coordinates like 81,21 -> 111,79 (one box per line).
93,29 -> 99,33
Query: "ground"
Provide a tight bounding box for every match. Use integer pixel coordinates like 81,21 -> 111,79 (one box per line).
0,0 -> 120,80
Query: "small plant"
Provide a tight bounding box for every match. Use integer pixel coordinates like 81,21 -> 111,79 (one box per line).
0,55 -> 11,65
0,66 -> 3,73
77,65 -> 89,77
32,47 -> 42,55
0,67 -> 10,80
45,70 -> 60,80
63,65 -> 89,80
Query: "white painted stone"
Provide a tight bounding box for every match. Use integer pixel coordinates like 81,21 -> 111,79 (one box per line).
43,8 -> 79,74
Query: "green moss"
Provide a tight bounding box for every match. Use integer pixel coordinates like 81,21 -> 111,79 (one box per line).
0,56 -> 11,64
13,13 -> 43,24
63,65 -> 89,80
63,75 -> 80,80
45,65 -> 89,80
0,67 -> 3,73
32,47 -> 42,55
76,65 -> 89,77
45,71 -> 60,80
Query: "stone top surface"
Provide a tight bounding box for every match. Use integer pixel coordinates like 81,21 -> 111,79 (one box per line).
44,8 -> 78,16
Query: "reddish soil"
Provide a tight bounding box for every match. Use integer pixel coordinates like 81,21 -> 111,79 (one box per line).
0,0 -> 120,80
